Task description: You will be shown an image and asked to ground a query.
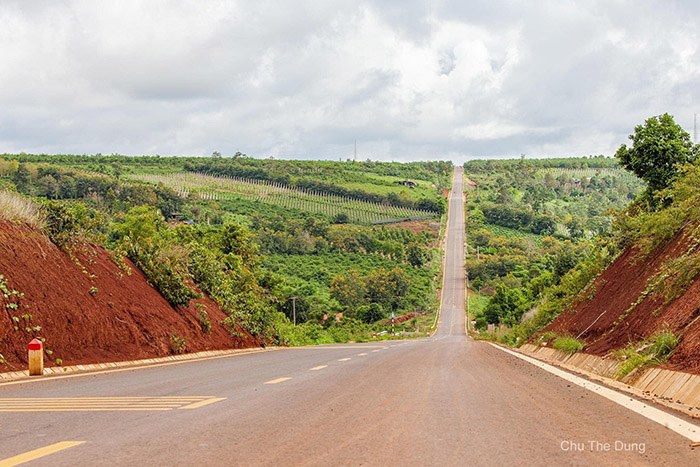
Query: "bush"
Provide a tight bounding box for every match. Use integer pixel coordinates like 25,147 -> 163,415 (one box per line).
170,335 -> 187,354
197,306 -> 212,334
131,247 -> 199,306
42,200 -> 105,246
112,206 -> 198,307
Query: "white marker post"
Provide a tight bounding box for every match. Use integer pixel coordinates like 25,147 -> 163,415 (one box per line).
28,338 -> 43,376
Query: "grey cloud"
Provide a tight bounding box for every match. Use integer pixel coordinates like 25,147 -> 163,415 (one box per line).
1,0 -> 699,163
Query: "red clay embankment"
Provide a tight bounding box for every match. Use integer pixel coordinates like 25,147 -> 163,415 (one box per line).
0,220 -> 258,370
545,229 -> 700,374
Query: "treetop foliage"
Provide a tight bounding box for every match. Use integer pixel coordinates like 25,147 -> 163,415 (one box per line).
615,113 -> 697,194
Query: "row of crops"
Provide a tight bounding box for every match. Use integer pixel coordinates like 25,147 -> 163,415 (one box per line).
131,172 -> 437,225
540,167 -> 638,180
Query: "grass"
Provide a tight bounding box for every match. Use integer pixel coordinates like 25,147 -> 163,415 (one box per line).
536,331 -> 558,346
615,331 -> 679,379
552,336 -> 585,354
0,190 -> 45,229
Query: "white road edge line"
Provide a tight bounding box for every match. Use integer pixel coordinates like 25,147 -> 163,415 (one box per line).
489,343 -> 700,442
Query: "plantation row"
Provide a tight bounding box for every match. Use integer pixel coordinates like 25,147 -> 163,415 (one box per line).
541,167 -> 640,180
132,173 -> 437,224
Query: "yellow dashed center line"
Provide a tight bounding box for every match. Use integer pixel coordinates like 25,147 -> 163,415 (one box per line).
264,377 -> 291,385
338,358 -> 352,362
0,441 -> 84,467
371,349 -> 381,353
357,353 -> 368,356
309,365 -> 328,371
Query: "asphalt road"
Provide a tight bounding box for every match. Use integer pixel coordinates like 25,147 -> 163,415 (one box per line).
1,167 -> 699,466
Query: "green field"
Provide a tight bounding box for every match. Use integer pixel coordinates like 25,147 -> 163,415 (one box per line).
131,172 -> 437,225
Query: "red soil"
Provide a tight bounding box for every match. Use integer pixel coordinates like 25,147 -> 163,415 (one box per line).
545,230 -> 700,374
383,219 -> 439,237
0,221 -> 260,371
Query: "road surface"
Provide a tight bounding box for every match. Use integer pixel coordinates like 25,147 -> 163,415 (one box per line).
1,167 -> 698,466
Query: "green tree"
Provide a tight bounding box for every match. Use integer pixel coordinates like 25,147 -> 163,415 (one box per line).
220,222 -> 258,262
483,284 -> 529,326
366,267 -> 410,312
13,163 -> 32,193
357,303 -> 385,323
112,205 -> 164,250
615,113 -> 696,193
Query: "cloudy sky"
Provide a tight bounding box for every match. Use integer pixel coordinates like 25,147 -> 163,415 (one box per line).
1,1 -> 699,162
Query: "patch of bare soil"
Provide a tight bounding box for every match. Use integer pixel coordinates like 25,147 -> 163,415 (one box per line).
0,221 -> 260,371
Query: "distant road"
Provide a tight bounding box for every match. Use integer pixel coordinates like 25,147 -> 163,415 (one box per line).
0,167 -> 697,466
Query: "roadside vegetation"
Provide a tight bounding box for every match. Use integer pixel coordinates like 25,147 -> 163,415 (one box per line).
615,331 -> 679,379
470,113 -> 700,360
464,155 -> 644,334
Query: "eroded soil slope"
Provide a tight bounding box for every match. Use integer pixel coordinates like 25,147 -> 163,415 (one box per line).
545,230 -> 700,374
0,221 -> 259,370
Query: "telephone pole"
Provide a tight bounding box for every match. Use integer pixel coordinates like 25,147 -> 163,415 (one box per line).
290,296 -> 298,325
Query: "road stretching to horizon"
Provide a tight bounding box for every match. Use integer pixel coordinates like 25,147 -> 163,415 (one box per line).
1,167 -> 698,466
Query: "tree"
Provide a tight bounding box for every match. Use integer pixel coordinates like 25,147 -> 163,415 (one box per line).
366,267 -> 410,312
220,222 -> 258,262
615,113 -> 696,193
212,151 -> 222,158
357,303 -> 385,323
329,271 -> 366,317
112,205 -> 165,250
483,284 -> 529,326
13,163 -> 32,193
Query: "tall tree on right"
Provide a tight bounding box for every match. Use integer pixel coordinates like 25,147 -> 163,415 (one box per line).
615,113 -> 697,194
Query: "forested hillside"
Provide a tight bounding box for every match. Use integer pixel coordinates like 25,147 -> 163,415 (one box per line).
464,156 -> 644,329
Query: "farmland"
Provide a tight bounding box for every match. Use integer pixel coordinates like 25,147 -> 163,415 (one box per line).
130,172 -> 436,225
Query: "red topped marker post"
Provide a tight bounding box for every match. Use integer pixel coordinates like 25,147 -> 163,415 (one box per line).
28,338 -> 44,376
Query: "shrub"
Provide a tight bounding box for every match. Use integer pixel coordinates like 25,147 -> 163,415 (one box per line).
131,247 -> 199,307
0,190 -> 45,229
170,335 -> 187,354
198,306 -> 212,334
112,206 -> 198,307
552,336 -> 584,354
41,200 -> 105,247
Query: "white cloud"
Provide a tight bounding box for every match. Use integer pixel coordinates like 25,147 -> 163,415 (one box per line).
1,0 -> 699,162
